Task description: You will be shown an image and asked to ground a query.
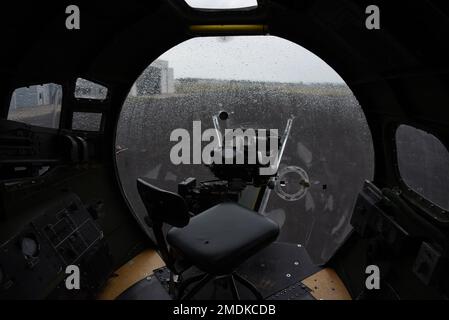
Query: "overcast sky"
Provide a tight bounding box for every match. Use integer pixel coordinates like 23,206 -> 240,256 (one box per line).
158,36 -> 345,84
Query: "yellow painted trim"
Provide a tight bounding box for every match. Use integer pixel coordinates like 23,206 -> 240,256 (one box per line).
302,268 -> 352,300
97,249 -> 165,300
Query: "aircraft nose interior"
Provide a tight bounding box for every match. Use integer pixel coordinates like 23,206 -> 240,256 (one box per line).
1,0 -> 449,303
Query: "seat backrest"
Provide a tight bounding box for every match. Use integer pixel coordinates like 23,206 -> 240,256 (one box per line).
136,177 -> 190,227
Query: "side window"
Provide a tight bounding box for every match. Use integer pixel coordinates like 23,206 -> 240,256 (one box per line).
72,112 -> 103,132
396,124 -> 449,210
74,78 -> 108,100
8,83 -> 62,128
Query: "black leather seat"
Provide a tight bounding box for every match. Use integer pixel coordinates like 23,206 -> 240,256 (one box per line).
167,202 -> 279,275
136,177 -> 280,300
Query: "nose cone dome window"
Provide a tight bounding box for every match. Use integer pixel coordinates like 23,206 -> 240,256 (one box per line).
116,36 -> 374,265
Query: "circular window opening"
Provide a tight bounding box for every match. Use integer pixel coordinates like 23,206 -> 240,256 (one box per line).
115,36 -> 374,264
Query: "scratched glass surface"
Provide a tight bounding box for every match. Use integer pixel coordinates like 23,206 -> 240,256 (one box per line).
116,36 -> 374,264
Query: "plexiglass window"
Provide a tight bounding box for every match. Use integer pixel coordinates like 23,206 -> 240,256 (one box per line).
116,36 -> 374,264
75,78 -> 108,100
396,124 -> 449,210
8,83 -> 62,128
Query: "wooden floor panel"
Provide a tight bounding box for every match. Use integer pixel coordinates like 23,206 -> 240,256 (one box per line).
97,249 -> 165,300
302,268 -> 352,300
97,250 -> 350,300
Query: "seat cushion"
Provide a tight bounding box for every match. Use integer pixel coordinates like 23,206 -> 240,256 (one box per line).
167,202 -> 279,275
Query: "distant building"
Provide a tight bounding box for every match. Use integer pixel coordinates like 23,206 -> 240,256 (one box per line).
130,59 -> 174,96
9,83 -> 61,109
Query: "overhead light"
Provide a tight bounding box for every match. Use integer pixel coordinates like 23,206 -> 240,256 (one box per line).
184,0 -> 258,10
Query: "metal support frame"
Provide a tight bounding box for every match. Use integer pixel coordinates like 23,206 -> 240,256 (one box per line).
176,272 -> 263,300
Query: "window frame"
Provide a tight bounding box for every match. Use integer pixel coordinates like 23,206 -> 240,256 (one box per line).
69,77 -> 110,133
